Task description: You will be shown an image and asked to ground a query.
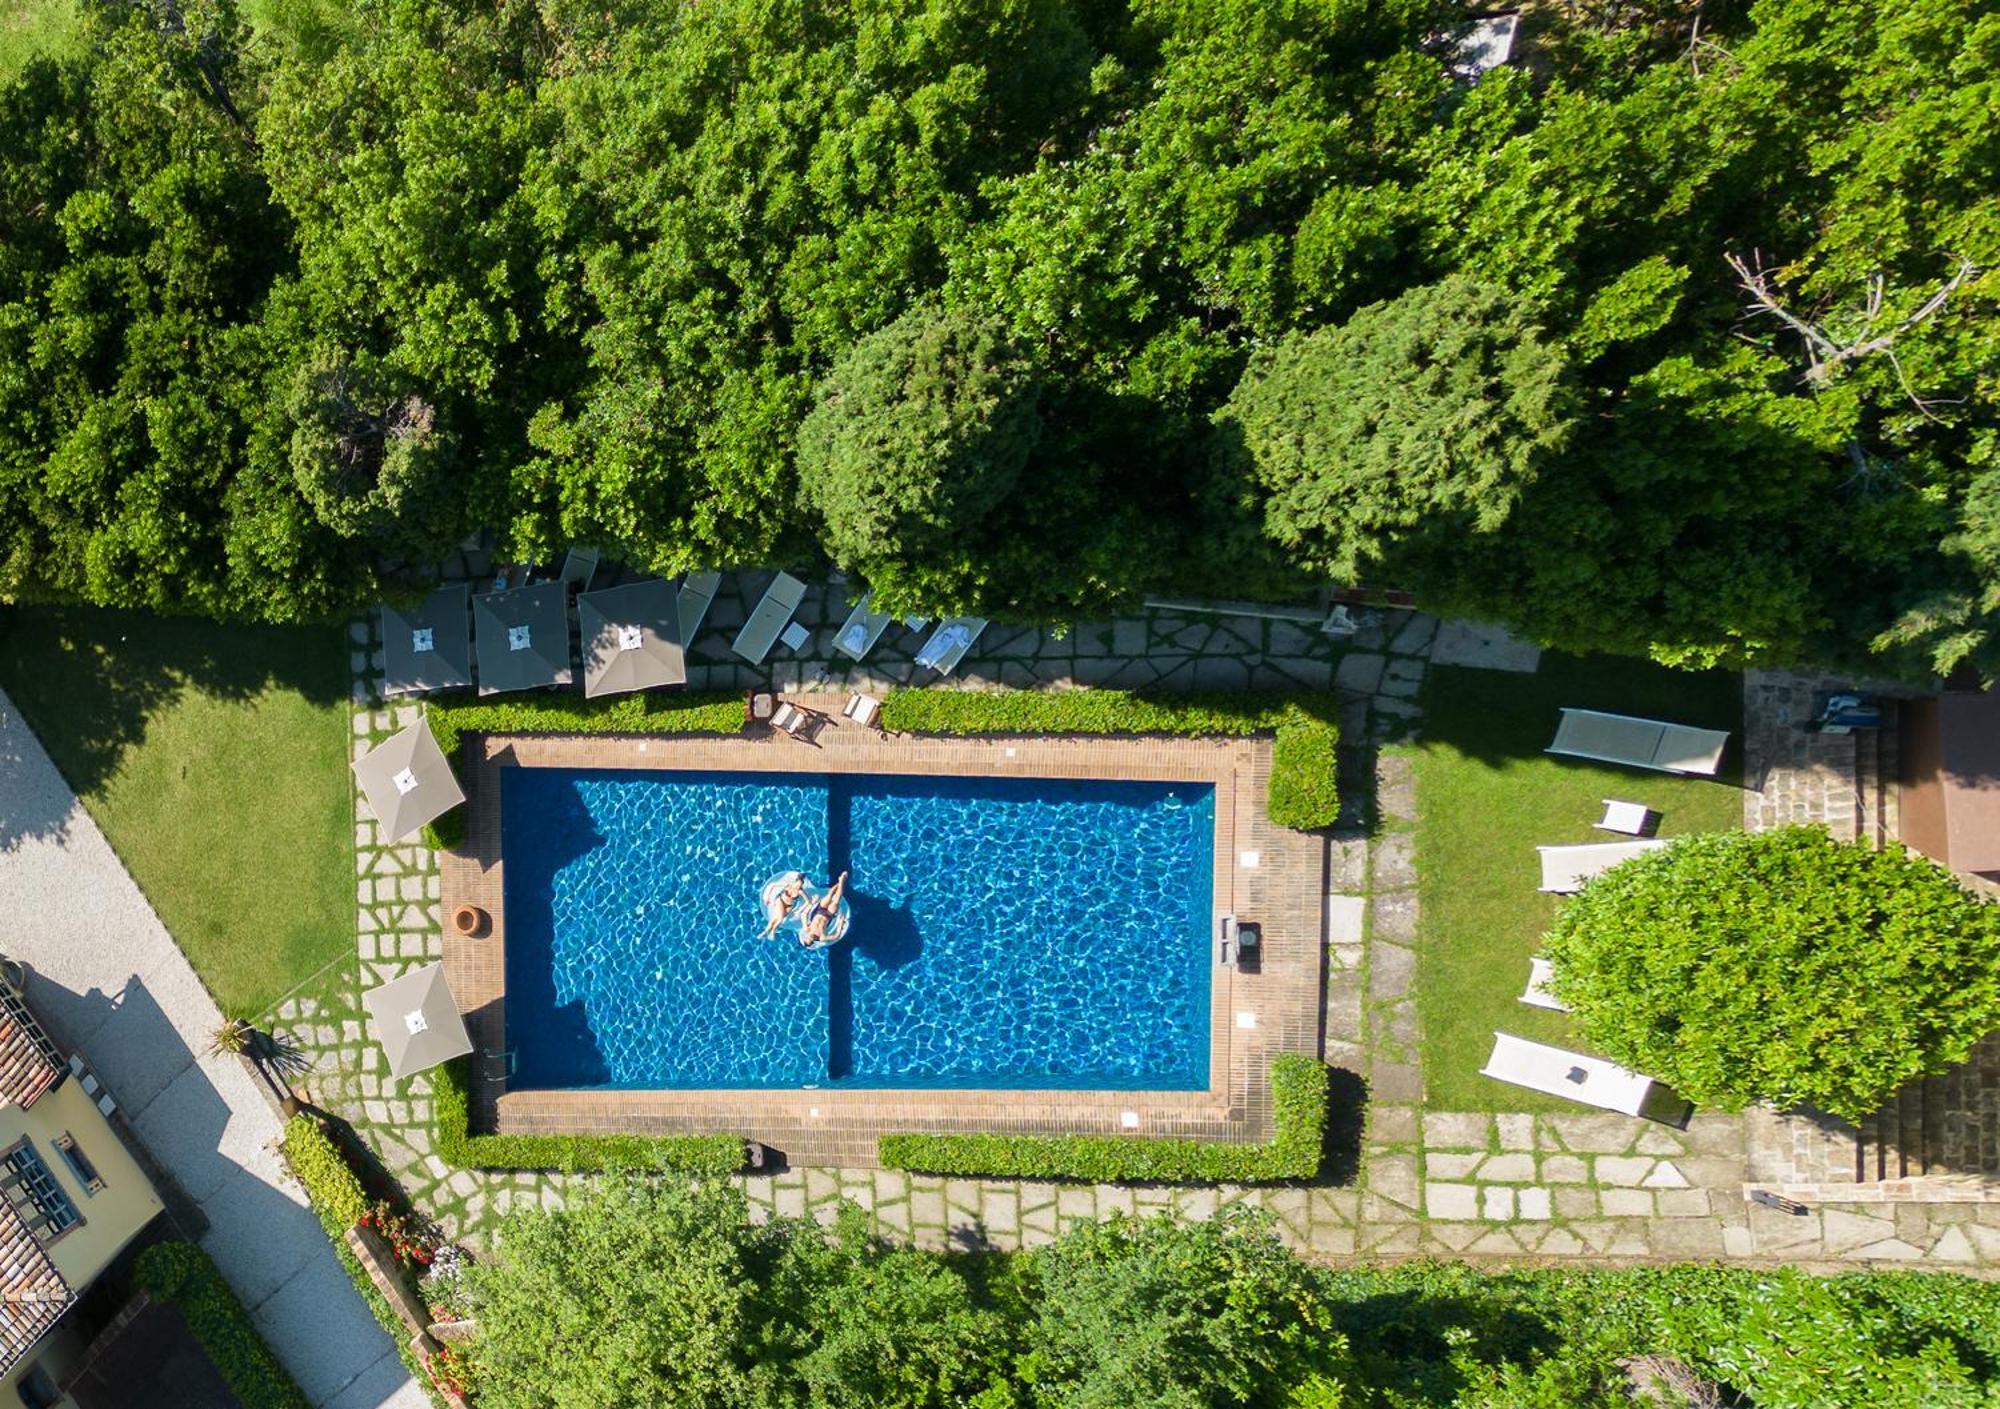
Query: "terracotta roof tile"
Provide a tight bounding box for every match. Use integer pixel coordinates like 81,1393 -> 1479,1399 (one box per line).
0,1200 -> 72,1373
0,986 -> 63,1110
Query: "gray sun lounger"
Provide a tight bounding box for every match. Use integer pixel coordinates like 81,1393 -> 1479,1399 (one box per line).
832,592 -> 895,662
731,572 -> 808,664
1536,839 -> 1669,893
677,570 -> 721,645
914,616 -> 987,674
1547,708 -> 1729,775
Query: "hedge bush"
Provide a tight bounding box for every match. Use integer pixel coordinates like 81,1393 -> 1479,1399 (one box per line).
432,1058 -> 745,1175
281,1113 -> 369,1234
877,689 -> 1341,829
1546,827 -> 2000,1122
878,1054 -> 1329,1182
135,1242 -> 310,1409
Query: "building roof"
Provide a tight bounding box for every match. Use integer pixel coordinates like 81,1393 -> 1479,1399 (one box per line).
578,579 -> 687,698
0,1202 -> 73,1376
0,984 -> 63,1111
1915,688 -> 2000,873
472,583 -> 573,695
351,720 -> 466,845
361,963 -> 474,1079
380,586 -> 473,697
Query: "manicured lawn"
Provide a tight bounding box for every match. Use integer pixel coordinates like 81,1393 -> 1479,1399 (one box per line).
0,606 -> 353,1017
0,0 -> 81,82
1408,652 -> 1744,1112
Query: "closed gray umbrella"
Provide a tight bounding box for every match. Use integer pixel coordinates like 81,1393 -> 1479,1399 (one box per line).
351,719 -> 465,843
380,585 -> 472,697
473,582 -> 573,695
578,579 -> 686,698
362,962 -> 474,1079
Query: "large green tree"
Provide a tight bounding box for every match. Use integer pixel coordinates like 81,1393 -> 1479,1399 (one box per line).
1544,827 -> 2000,1121
1218,275 -> 1574,583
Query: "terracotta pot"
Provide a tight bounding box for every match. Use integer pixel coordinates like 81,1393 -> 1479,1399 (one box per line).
452,905 -> 487,937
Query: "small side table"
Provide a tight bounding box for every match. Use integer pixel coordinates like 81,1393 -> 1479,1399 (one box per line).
779,621 -> 811,652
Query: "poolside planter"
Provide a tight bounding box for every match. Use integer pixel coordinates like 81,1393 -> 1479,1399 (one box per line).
452,905 -> 487,937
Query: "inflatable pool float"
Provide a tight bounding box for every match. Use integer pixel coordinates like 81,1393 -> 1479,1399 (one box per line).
759,872 -> 850,945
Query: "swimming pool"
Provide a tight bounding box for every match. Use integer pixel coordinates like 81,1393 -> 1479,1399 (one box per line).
501,768 -> 1215,1090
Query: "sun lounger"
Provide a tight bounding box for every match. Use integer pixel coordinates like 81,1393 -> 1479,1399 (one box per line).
833,593 -> 895,661
1547,708 -> 1729,775
731,572 -> 807,664
771,701 -> 828,743
559,546 -> 600,594
1520,957 -> 1569,1012
678,570 -> 721,644
1595,799 -> 1654,835
1536,840 -> 1668,893
914,616 -> 987,674
1481,1032 -> 1654,1116
843,693 -> 883,728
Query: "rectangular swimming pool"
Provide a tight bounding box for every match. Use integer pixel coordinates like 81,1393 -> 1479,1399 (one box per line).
500,768 -> 1215,1091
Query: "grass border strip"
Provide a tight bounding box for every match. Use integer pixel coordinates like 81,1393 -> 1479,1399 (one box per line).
877,1055 -> 1329,1183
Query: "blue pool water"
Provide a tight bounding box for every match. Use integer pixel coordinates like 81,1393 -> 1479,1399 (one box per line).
501,769 -> 1214,1090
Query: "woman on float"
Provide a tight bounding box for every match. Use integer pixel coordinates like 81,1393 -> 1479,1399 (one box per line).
760,872 -> 807,937
799,871 -> 850,948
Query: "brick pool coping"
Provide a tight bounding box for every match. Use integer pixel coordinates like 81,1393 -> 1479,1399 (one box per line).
439,718 -> 1325,1167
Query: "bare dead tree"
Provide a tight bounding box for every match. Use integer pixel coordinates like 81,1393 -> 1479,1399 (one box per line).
1619,1354 -> 1735,1409
1726,250 -> 1977,395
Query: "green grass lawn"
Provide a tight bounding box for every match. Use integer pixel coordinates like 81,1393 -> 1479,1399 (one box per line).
0,0 -> 81,82
1408,652 -> 1744,1112
0,606 -> 354,1017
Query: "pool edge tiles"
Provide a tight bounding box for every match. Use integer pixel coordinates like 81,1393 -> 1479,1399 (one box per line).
439,727 -> 1325,1165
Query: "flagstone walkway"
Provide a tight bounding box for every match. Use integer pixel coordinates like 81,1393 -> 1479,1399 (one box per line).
286,592 -> 2000,1276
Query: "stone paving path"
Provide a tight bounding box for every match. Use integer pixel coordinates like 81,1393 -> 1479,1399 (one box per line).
0,691 -> 425,1409
288,592 -> 2000,1275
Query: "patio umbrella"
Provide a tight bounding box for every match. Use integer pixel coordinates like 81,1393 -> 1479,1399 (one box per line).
361,962 -> 474,1079
351,719 -> 465,843
379,585 -> 473,697
472,582 -> 573,695
577,578 -> 686,698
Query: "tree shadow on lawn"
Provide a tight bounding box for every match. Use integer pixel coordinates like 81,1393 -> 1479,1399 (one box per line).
0,603 -> 351,833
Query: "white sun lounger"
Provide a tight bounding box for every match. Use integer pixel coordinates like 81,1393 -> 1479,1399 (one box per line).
731,572 -> 807,664
1520,957 -> 1570,1012
1547,708 -> 1729,775
1482,1032 -> 1654,1116
915,616 -> 987,674
678,570 -> 721,644
1537,839 -> 1668,893
832,592 -> 895,661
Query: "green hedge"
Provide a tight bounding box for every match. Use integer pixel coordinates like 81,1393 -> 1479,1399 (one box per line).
416,689 -> 744,849
878,1054 -> 1330,1182
878,688 -> 1341,829
135,1242 -> 311,1409
281,1113 -> 369,1234
432,1058 -> 745,1175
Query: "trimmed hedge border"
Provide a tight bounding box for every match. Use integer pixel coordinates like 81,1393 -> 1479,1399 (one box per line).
433,1057 -> 745,1175
419,690 -> 744,849
281,1113 -> 368,1233
878,1054 -> 1330,1182
877,688 -> 1341,830
134,1242 -> 311,1409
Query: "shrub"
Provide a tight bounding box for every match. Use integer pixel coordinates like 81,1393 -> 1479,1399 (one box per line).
280,1113 -> 368,1233
432,1058 -> 744,1175
878,1054 -> 1329,1182
1544,826 -> 2000,1121
417,690 -> 743,850
135,1242 -> 311,1409
878,688 -> 1341,830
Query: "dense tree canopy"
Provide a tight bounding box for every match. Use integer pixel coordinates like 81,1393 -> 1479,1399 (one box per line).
1544,827 -> 2000,1122
1,0 -> 1995,677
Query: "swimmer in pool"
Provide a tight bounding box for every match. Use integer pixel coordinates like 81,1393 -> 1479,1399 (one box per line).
800,871 -> 849,948
761,873 -> 807,937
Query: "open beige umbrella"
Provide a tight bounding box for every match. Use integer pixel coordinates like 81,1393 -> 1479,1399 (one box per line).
578,578 -> 686,698
362,962 -> 474,1079
351,719 -> 464,843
